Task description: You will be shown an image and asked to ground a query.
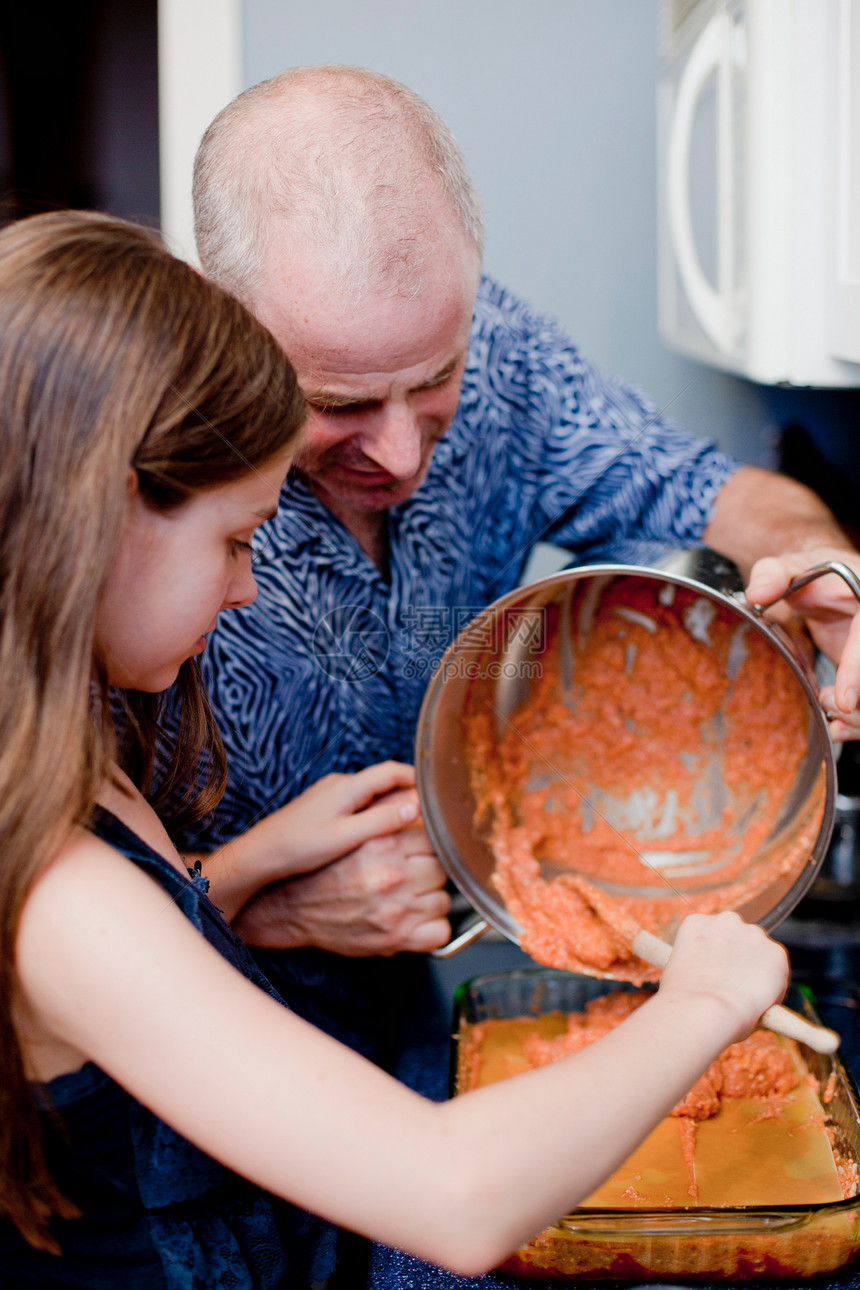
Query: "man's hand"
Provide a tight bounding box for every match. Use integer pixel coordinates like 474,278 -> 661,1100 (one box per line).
232,823 -> 451,955
746,547 -> 860,739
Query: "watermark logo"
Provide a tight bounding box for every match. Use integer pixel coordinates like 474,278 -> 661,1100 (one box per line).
311,605 -> 390,682
311,604 -> 546,683
401,605 -> 546,681
430,656 -> 543,683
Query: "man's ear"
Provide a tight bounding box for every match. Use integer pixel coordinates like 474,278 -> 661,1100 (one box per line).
126,467 -> 140,499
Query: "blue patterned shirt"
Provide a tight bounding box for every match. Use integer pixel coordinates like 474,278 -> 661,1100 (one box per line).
191,275 -> 737,848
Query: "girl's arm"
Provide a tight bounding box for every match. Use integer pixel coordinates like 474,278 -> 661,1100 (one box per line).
17,834 -> 788,1278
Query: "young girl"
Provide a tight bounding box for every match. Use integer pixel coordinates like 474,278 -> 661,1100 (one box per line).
0,210 -> 789,1288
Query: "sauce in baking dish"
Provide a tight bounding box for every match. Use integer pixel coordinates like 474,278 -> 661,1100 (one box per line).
456,989 -> 855,1207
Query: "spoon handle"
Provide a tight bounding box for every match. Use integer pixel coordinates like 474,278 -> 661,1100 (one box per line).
631,929 -> 840,1054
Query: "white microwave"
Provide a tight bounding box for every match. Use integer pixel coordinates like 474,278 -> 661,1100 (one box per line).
657,0 -> 860,387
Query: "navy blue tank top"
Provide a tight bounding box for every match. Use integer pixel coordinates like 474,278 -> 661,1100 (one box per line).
0,808 -> 337,1288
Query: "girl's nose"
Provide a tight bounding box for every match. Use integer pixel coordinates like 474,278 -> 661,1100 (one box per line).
226,556 -> 258,611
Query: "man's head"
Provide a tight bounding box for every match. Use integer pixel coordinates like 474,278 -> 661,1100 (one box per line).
193,65 -> 483,518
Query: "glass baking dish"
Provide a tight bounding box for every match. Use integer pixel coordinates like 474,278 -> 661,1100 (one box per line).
451,969 -> 860,1282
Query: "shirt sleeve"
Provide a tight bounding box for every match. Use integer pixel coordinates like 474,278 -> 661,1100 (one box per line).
471,285 -> 741,569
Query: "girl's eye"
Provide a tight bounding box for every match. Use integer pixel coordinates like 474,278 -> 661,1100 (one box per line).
230,538 -> 258,563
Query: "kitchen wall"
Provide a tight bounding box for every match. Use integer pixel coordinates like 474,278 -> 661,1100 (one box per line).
240,0 -> 860,524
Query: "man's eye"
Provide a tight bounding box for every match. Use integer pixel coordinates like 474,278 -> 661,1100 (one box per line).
309,402 -> 346,417
309,401 -> 376,417
423,371 -> 454,390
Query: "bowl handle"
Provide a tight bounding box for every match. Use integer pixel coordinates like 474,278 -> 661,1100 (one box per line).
431,915 -> 490,958
752,560 -> 860,611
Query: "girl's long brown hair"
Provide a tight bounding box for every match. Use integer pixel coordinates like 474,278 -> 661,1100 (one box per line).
0,210 -> 305,1251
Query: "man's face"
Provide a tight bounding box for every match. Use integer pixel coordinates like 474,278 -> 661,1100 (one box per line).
251,242 -> 480,516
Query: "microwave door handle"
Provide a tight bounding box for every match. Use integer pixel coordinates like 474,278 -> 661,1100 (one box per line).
667,9 -> 737,354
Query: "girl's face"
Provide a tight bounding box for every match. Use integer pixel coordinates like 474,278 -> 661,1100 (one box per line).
96,454 -> 290,692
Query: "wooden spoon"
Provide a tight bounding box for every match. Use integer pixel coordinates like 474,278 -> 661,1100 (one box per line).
566,874 -> 841,1055
631,926 -> 840,1054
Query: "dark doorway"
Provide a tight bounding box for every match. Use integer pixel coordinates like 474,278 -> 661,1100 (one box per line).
0,0 -> 159,227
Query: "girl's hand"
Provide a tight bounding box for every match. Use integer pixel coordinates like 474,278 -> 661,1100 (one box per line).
658,911 -> 790,1047
242,761 -> 422,878
203,762 -> 451,947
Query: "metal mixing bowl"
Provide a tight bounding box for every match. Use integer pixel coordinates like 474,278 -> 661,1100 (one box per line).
415,551 -> 839,958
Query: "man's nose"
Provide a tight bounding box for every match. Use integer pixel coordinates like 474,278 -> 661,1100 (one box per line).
362,401 -> 422,479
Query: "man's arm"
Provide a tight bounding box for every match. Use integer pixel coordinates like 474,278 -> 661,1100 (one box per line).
703,465 -> 852,576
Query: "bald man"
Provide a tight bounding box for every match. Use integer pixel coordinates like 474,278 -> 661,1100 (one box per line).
177,63 -> 860,1288
183,63 -> 856,1061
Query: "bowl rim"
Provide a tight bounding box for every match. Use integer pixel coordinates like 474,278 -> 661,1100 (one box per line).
416,560 -> 838,952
